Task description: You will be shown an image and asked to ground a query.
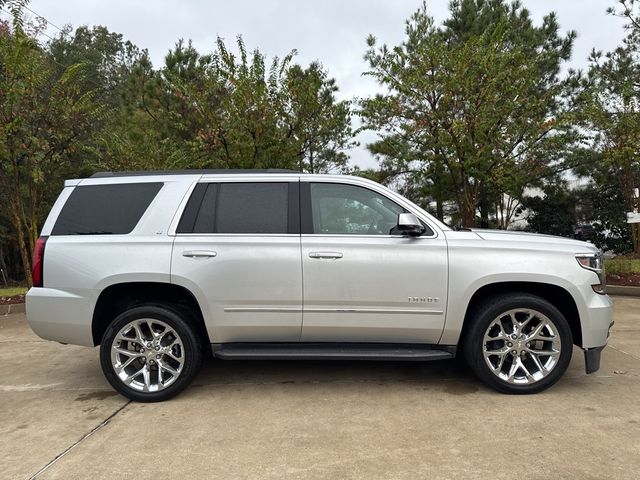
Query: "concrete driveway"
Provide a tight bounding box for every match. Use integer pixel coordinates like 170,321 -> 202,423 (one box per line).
1,297 -> 639,480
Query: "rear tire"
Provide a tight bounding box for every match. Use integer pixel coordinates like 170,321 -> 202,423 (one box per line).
463,293 -> 572,394
100,304 -> 203,402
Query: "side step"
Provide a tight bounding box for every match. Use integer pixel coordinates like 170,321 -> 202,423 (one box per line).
212,343 -> 456,362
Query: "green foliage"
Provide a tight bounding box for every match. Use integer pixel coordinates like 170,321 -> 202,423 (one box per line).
361,1 -> 579,227
605,257 -> 640,274
0,286 -> 26,297
521,183 -> 578,237
114,37 -> 355,172
48,25 -> 144,104
0,12 -> 106,284
577,2 -> 640,253
582,180 -> 635,254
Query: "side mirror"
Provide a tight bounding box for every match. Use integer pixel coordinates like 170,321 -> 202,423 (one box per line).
397,213 -> 426,237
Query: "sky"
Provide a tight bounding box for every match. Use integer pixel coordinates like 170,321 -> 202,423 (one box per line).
18,0 -> 630,168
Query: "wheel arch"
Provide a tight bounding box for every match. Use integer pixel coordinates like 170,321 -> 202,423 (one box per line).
92,282 -> 208,347
459,281 -> 582,348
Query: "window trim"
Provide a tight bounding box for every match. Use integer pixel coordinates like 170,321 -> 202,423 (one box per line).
300,181 -> 437,239
173,180 -> 300,236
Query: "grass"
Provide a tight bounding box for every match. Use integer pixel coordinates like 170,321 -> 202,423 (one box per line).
0,286 -> 27,298
605,257 -> 640,275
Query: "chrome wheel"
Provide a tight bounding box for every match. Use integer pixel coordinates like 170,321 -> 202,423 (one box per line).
482,308 -> 561,385
110,318 -> 184,392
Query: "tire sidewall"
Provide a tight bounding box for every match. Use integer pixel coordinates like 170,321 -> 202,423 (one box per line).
100,304 -> 202,402
463,294 -> 573,394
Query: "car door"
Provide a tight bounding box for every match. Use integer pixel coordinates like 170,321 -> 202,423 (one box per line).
300,180 -> 448,343
171,177 -> 302,342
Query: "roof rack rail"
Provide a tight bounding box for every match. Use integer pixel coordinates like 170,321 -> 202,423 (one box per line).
90,169 -> 302,178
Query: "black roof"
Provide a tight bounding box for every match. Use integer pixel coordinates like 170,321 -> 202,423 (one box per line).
91,169 -> 301,178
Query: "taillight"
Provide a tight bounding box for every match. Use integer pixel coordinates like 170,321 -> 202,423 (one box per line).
31,236 -> 48,287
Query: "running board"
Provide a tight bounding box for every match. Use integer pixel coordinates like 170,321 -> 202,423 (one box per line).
211,343 -> 456,361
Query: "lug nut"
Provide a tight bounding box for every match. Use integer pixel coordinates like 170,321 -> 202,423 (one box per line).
512,350 -> 517,355
508,342 -> 513,347
140,349 -> 145,353
526,342 -> 531,348
156,354 -> 161,359
511,334 -> 517,340
150,360 -> 155,365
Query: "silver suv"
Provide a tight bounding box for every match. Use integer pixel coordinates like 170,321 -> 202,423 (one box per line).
26,171 -> 614,401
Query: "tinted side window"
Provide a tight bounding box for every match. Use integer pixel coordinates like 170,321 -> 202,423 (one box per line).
52,183 -> 162,235
178,182 -> 292,234
307,183 -> 433,236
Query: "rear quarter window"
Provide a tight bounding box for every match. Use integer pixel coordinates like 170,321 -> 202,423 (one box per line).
51,183 -> 163,235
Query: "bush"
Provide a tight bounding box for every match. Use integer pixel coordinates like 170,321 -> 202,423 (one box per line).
605,257 -> 640,275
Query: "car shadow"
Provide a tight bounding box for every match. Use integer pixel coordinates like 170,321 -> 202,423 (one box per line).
191,356 -> 481,393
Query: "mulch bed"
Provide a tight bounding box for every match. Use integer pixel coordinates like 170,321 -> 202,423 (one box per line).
607,273 -> 640,287
0,294 -> 25,305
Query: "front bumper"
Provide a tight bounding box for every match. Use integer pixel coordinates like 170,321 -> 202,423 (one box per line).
580,293 -> 614,349
578,292 -> 614,374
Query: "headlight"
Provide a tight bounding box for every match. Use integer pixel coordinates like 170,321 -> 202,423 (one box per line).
576,252 -> 606,294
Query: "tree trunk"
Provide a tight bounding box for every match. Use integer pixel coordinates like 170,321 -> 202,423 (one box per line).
0,241 -> 9,286
16,231 -> 32,287
7,201 -> 33,287
621,166 -> 639,254
479,190 -> 490,229
459,180 -> 476,228
459,198 -> 476,228
436,198 -> 444,221
633,186 -> 640,254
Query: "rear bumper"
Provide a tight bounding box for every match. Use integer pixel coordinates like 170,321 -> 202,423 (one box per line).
26,287 -> 95,346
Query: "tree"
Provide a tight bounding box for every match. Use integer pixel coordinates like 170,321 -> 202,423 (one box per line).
0,9 -> 105,285
48,25 -> 143,99
360,0 -> 579,228
579,0 -> 640,253
123,37 -> 355,172
284,63 -> 355,173
521,182 -> 578,237
582,179 -> 634,254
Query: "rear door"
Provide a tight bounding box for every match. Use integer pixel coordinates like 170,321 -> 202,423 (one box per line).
171,177 -> 302,342
300,180 -> 448,343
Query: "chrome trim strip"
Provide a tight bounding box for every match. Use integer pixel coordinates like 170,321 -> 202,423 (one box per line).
223,307 -> 444,315
304,308 -> 444,315
224,307 -> 303,313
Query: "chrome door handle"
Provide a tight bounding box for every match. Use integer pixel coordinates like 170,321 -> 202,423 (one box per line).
183,250 -> 217,259
309,251 -> 343,259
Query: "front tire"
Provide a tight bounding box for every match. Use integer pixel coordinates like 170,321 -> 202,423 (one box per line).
100,304 -> 203,402
463,294 -> 573,394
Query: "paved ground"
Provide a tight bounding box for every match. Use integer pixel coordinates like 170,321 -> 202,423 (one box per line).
1,297 -> 639,480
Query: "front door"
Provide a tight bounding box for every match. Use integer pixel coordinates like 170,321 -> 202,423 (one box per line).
300,181 -> 447,343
